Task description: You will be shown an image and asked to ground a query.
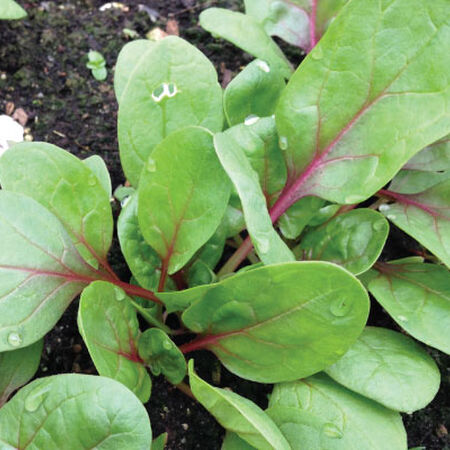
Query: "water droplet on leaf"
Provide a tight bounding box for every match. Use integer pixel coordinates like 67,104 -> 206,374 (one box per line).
115,287 -> 126,302
88,175 -> 97,186
279,136 -> 288,150
7,332 -> 22,347
330,298 -> 352,317
322,423 -> 343,439
387,214 -> 396,220
146,158 -> 156,172
256,60 -> 270,73
379,204 -> 390,212
344,195 -> 361,204
311,46 -> 324,60
244,115 -> 260,126
163,340 -> 172,350
25,384 -> 51,412
397,315 -> 408,322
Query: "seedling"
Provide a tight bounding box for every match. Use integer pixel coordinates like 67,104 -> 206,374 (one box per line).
0,0 -> 448,447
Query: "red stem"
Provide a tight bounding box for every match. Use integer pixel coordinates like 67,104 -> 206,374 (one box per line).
308,0 -> 318,52
179,334 -> 222,354
158,263 -> 168,292
377,189 -> 438,217
111,279 -> 163,304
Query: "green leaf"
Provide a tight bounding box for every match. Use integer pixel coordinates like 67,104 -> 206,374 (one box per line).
276,0 -> 450,205
296,209 -> 389,275
325,326 -> 440,412
152,433 -> 168,450
199,8 -> 293,79
368,261 -> 450,354
269,373 -> 407,450
83,155 -> 112,197
0,0 -> 27,19
214,127 -> 294,265
224,60 -> 286,126
222,432 -> 256,450
389,135 -> 450,194
0,374 -> 152,448
0,191 -> 98,351
78,281 -> 151,403
138,328 -> 186,384
114,39 -> 154,104
138,127 -> 230,274
92,67 -> 108,81
244,0 -> 311,49
279,196 -> 325,240
187,226 -> 227,287
188,360 -> 290,450
158,283 -> 212,314
0,143 -> 113,269
0,340 -> 43,407
182,262 -> 369,382
118,193 -> 161,290
118,36 -> 224,186
379,180 -> 450,267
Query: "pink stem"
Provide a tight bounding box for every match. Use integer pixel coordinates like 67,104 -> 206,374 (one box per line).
308,0 -> 318,52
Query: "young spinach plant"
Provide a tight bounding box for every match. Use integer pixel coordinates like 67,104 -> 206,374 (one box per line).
0,0 -> 448,447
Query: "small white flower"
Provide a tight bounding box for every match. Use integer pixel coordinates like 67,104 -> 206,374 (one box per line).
0,115 -> 24,156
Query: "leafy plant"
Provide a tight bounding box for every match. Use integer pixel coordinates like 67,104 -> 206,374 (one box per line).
0,0 -> 26,20
0,0 -> 448,447
86,50 -> 108,81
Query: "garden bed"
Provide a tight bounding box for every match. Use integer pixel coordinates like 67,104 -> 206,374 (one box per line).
0,1 -> 448,448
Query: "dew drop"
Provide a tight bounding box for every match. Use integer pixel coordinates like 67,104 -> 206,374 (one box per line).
387,214 -> 397,220
25,384 -> 51,412
163,340 -> 172,350
244,114 -> 260,126
146,158 -> 156,172
322,423 -> 343,439
397,315 -> 408,322
379,204 -> 390,212
115,287 -> 126,302
311,46 -> 324,60
120,195 -> 132,207
7,332 -> 22,347
279,136 -> 288,150
372,220 -> 385,231
330,297 -> 352,317
256,60 -> 270,73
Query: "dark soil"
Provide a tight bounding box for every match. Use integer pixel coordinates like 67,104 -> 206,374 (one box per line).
0,1 -> 448,449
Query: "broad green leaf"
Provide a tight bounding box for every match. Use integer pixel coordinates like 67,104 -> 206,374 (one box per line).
0,0 -> 26,19
379,181 -> 450,266
78,281 -> 151,403
0,340 -> 43,406
279,196 -> 325,240
152,433 -> 168,450
158,283 -> 212,314
220,117 -> 287,202
182,262 -> 369,382
389,135 -> 450,194
189,360 -> 290,450
214,128 -> 294,265
0,191 -> 98,352
138,328 -> 186,384
0,143 -> 113,269
0,374 -> 152,449
276,0 -> 450,205
269,373 -> 407,450
118,193 -> 161,290
222,203 -> 245,238
187,226 -> 226,287
114,39 -> 154,104
308,203 -> 341,226
222,432 -> 256,450
224,60 -> 286,126
326,326 -> 440,412
138,127 -> 230,274
368,262 -> 450,354
296,209 -> 389,275
315,0 -> 350,38
199,8 -> 293,79
83,155 -> 112,198
244,0 -> 311,49
118,36 -> 224,186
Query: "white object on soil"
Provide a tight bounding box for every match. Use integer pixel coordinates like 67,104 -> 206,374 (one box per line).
0,115 -> 24,156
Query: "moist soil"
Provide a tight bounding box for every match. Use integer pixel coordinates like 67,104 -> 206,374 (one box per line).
0,1 -> 448,449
